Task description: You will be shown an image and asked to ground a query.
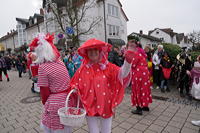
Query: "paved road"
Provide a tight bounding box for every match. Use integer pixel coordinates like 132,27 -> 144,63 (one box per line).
0,71 -> 200,133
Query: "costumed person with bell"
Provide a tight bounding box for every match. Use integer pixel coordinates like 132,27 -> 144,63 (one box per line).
29,33 -> 73,133
70,38 -> 134,133
176,47 -> 193,97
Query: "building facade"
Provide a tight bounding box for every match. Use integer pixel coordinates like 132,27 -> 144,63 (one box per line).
0,0 -> 128,53
149,28 -> 192,48
43,0 -> 128,46
130,31 -> 162,48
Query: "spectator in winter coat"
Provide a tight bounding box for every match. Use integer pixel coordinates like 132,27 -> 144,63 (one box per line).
0,55 -> 10,81
108,45 -> 124,67
152,45 -> 164,89
15,55 -> 24,78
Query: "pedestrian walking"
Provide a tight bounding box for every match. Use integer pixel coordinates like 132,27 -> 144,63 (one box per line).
127,36 -> 152,115
15,55 -> 24,78
70,38 -> 134,133
29,33 -> 73,133
4,55 -> 12,71
0,55 -> 10,81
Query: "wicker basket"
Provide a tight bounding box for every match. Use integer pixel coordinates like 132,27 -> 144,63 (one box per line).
58,89 -> 86,127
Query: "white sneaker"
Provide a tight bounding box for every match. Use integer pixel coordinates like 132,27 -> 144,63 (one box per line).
156,86 -> 160,90
191,120 -> 200,126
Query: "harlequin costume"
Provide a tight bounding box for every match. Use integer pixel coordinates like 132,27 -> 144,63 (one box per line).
29,33 -> 73,133
70,38 -> 134,133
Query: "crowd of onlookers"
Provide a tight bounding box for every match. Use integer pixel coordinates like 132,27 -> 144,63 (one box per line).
1,43 -> 200,101
62,47 -> 83,78
0,54 -> 28,81
107,43 -> 200,100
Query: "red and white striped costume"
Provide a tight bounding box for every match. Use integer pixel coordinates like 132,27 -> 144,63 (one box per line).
29,33 -> 72,133
38,59 -> 71,130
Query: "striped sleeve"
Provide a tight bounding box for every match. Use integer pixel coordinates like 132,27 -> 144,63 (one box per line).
38,66 -> 49,87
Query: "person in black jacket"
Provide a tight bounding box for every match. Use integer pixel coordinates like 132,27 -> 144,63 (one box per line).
0,55 -> 10,81
4,55 -> 12,71
108,45 -> 124,67
160,52 -> 173,93
15,55 -> 24,78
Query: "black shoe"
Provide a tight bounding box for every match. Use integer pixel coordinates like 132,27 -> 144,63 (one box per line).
161,88 -> 165,93
0,80 -> 2,82
142,107 -> 150,111
187,95 -> 192,101
180,93 -> 185,97
166,88 -> 170,92
7,78 -> 9,82
131,107 -> 143,115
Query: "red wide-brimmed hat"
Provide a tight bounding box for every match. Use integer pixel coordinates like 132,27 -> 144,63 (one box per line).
78,38 -> 112,58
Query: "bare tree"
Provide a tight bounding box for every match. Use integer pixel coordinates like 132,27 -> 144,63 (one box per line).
46,0 -> 102,47
188,30 -> 200,50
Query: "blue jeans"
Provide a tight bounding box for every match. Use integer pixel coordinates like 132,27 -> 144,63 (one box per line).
17,66 -> 23,77
161,79 -> 168,89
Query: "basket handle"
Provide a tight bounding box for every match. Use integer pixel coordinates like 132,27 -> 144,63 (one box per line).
65,89 -> 80,109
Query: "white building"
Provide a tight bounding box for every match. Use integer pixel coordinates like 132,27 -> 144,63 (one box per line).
0,12 -> 45,53
130,31 -> 162,48
16,13 -> 45,46
42,0 -> 129,46
149,28 -> 192,48
0,0 -> 128,52
0,31 -> 17,53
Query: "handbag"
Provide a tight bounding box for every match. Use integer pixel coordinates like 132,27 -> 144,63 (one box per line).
162,67 -> 172,79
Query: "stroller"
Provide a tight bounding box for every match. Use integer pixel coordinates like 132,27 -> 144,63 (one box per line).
30,63 -> 40,93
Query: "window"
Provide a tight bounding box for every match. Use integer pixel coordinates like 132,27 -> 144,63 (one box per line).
108,25 -> 120,36
109,25 -> 112,35
116,26 -> 119,36
108,4 -> 112,15
156,31 -> 159,34
108,4 -> 119,17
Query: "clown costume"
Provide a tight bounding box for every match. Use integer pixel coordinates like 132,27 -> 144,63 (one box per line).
29,33 -> 73,133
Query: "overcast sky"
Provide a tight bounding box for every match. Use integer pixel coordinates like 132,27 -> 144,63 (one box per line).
0,0 -> 200,37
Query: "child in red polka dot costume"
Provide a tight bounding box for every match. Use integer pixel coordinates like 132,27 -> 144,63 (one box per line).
70,38 -> 134,133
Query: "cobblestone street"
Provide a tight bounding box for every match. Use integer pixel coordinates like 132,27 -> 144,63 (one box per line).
0,71 -> 200,133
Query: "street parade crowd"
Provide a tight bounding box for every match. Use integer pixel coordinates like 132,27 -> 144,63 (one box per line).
0,33 -> 200,133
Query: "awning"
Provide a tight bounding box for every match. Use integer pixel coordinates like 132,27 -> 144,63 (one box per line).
0,43 -> 5,51
108,38 -> 126,46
